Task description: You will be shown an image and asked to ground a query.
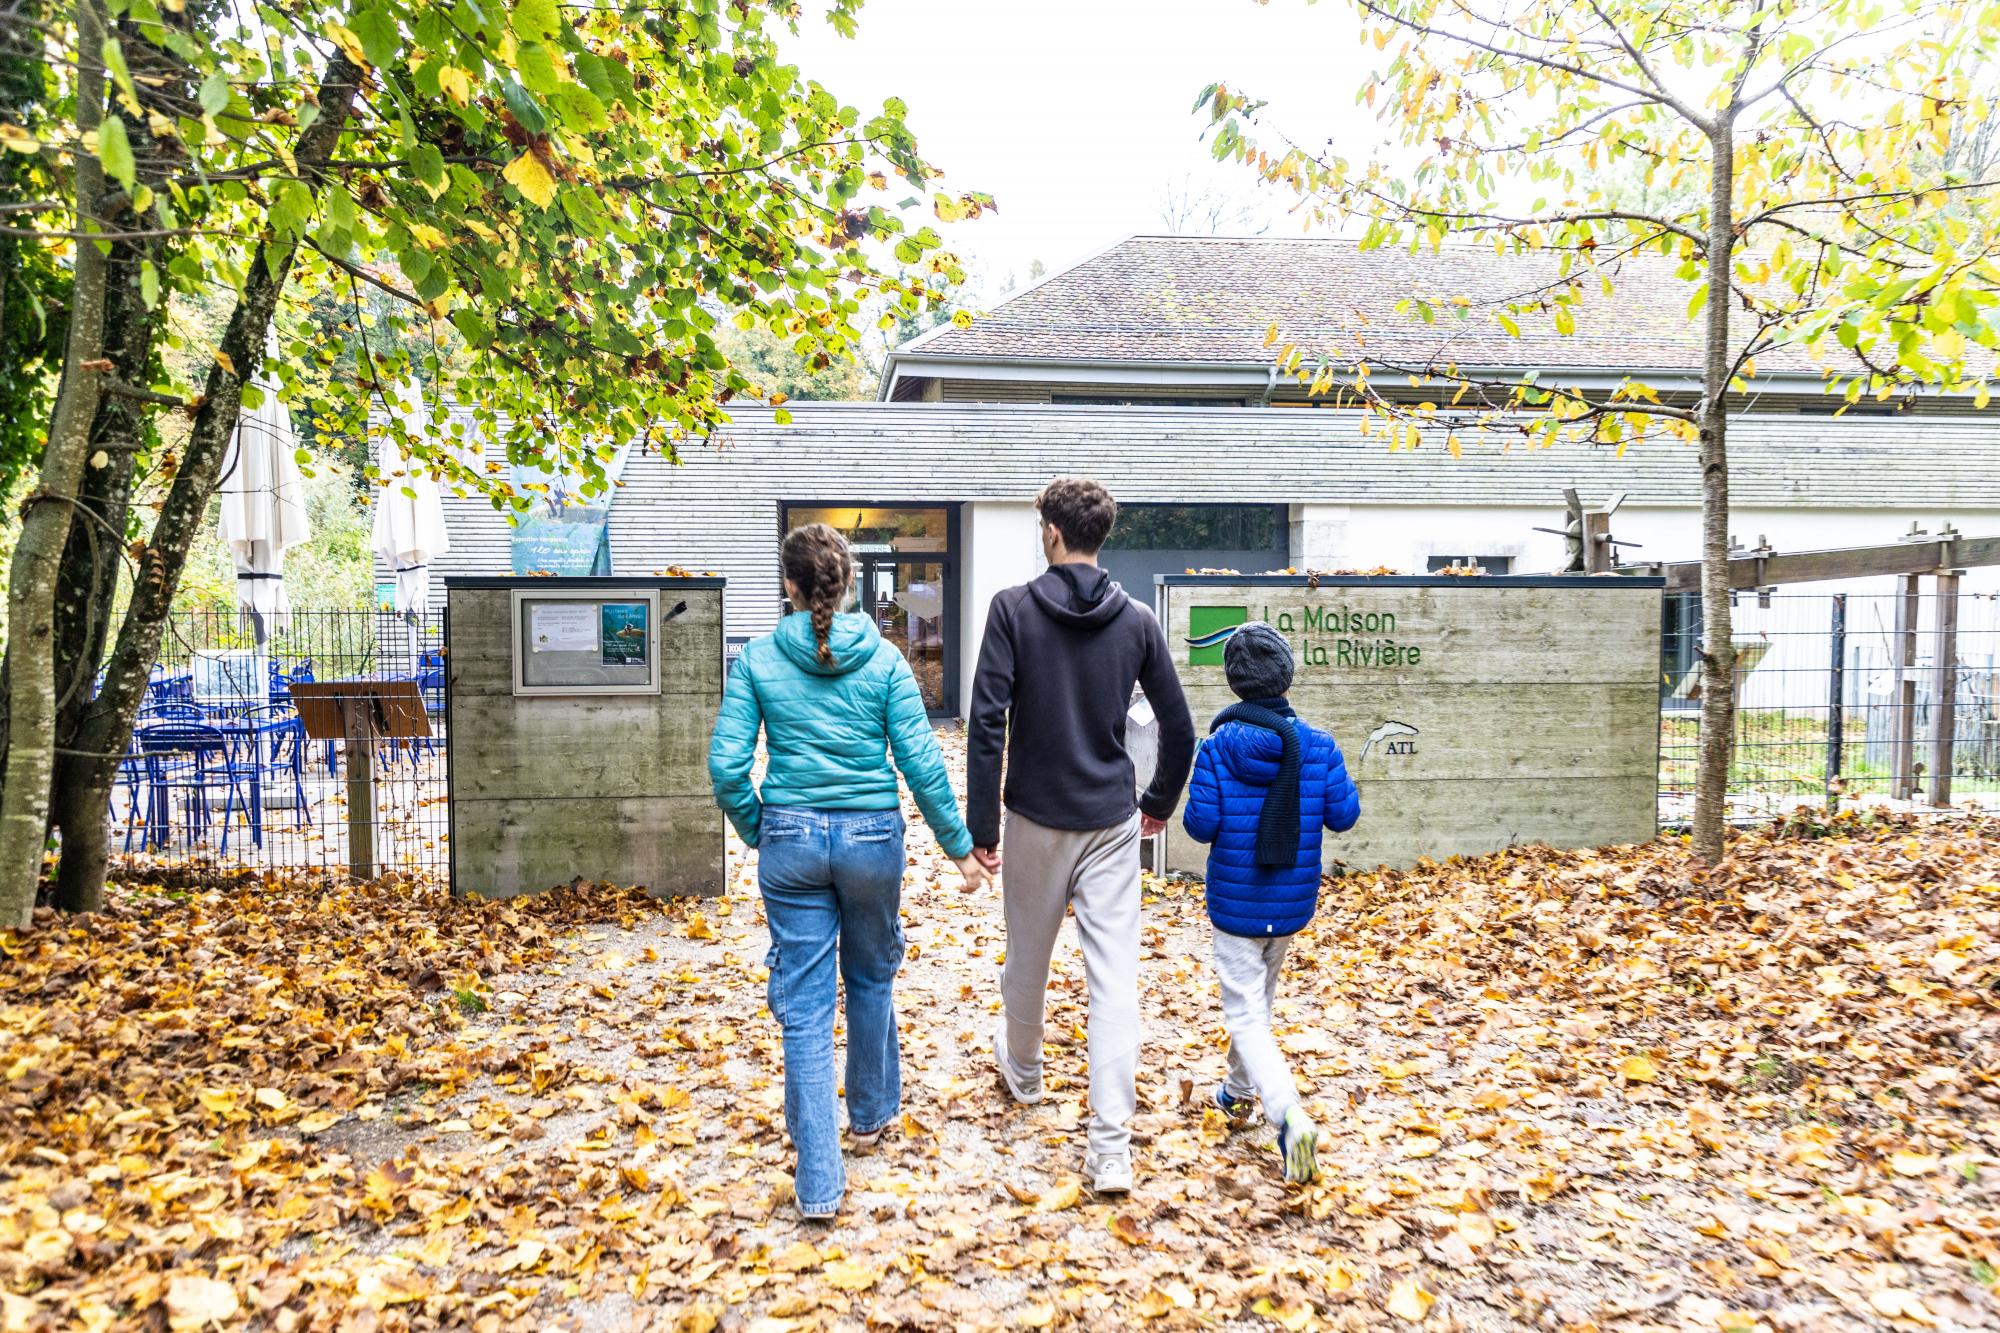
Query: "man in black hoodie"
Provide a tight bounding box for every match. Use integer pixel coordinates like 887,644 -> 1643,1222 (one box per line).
966,477 -> 1196,1194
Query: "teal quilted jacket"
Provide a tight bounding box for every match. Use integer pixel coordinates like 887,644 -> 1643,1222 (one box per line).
707,611 -> 972,858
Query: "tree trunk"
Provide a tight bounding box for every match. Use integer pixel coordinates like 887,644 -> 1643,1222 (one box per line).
54,52 -> 366,913
1691,121 -> 1739,866
47,24 -> 188,913
48,221 -> 159,912
0,0 -> 110,929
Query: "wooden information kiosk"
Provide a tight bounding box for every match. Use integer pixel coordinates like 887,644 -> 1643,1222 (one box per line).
291,678 -> 430,879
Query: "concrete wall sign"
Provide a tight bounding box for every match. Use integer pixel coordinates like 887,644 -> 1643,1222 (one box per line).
1158,574 -> 1664,873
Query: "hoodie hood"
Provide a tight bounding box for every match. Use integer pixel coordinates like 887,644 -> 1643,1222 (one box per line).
1209,722 -> 1285,789
1026,564 -> 1128,629
774,610 -> 882,675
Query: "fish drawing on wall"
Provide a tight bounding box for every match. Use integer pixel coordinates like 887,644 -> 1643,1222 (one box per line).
1359,720 -> 1419,762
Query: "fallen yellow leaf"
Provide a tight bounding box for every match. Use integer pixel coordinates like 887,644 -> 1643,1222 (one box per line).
1386,1277 -> 1435,1323
164,1274 -> 239,1331
1869,1288 -> 1936,1325
1251,1297 -> 1316,1331
1620,1055 -> 1659,1083
1890,1151 -> 1941,1177
822,1259 -> 879,1292
1038,1178 -> 1083,1212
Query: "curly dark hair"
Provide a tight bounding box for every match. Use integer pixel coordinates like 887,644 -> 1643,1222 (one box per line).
1035,477 -> 1118,555
781,523 -> 854,665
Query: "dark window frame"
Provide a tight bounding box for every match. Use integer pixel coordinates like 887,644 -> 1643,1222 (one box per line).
1104,502 -> 1288,554
778,501 -> 961,717
1424,554 -> 1515,575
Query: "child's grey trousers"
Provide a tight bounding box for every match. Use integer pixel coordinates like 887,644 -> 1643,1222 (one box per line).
1212,930 -> 1301,1126
996,810 -> 1142,1161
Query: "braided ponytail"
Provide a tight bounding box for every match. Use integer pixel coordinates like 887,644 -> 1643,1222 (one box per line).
781,524 -> 853,666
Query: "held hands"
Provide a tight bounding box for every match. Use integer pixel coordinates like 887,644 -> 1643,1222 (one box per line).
951,853 -> 992,891
1139,814 -> 1168,838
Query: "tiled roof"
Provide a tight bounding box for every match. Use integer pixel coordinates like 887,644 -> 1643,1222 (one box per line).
901,235 -> 1866,379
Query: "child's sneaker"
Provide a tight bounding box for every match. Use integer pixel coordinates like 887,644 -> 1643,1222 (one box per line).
1277,1106 -> 1320,1184
1214,1083 -> 1252,1121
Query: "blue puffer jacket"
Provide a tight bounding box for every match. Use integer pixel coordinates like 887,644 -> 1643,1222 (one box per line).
1181,715 -> 1360,937
707,611 -> 972,858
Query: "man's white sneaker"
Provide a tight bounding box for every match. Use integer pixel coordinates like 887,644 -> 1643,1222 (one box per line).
992,1023 -> 1044,1105
1088,1152 -> 1134,1195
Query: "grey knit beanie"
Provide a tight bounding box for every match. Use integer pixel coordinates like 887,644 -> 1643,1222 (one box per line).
1223,621 -> 1294,699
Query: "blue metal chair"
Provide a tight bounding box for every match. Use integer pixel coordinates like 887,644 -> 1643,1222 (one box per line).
135,722 -> 233,851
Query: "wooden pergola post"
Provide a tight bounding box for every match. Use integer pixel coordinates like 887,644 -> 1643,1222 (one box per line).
1891,573 -> 1921,801
1928,571 -> 1962,807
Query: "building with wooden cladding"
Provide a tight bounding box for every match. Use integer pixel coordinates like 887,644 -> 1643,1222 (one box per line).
428,236 -> 2000,719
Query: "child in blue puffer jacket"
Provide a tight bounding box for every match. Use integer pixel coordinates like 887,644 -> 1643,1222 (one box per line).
1181,622 -> 1359,1184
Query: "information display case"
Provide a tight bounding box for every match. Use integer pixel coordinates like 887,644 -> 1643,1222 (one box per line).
509,587 -> 668,694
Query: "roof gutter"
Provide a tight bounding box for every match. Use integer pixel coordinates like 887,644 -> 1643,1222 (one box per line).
880,351 -> 1980,401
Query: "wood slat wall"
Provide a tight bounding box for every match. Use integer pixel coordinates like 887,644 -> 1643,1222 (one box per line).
423,403 -> 2000,643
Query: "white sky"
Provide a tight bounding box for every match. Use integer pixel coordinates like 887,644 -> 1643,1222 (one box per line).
782,0 -> 1388,300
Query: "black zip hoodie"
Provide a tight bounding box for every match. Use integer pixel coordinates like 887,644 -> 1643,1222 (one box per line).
965,563 -> 1197,848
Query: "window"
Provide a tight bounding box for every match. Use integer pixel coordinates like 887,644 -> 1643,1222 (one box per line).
1098,505 -> 1290,605
1109,505 -> 1283,552
1049,394 -> 1250,407
784,505 -> 949,554
779,503 -> 959,714
1425,555 -> 1513,575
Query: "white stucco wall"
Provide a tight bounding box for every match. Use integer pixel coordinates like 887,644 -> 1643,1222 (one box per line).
1315,503 -> 2000,593
959,502 -> 1044,716
1302,502 -> 2000,713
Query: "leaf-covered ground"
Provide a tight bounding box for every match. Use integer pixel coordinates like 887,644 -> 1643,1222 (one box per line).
5,737 -> 2000,1332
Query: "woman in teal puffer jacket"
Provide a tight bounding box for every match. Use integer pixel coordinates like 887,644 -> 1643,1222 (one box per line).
708,523 -> 985,1221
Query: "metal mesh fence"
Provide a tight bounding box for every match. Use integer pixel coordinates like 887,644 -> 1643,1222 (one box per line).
1659,587 -> 2000,822
110,608 -> 449,880
106,588 -> 1998,878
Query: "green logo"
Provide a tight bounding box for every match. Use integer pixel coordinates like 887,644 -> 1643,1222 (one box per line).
1186,605 -> 1249,665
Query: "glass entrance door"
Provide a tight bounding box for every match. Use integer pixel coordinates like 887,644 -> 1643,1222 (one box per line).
859,558 -> 948,713
783,503 -> 958,716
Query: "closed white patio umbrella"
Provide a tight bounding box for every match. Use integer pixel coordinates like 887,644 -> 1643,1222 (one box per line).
370,390 -> 451,649
216,347 -> 311,646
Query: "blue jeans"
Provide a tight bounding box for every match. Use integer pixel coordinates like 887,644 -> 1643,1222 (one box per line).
758,805 -> 907,1213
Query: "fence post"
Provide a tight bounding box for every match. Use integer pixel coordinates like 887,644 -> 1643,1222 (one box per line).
1827,593 -> 1846,805
1929,571 -> 1961,807
1892,572 -> 1921,800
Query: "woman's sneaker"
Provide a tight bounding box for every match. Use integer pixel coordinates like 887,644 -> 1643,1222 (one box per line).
1277,1106 -> 1320,1184
849,1125 -> 884,1149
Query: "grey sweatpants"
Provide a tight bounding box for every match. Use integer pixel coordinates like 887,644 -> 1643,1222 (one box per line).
996,810 -> 1141,1160
1212,931 -> 1300,1127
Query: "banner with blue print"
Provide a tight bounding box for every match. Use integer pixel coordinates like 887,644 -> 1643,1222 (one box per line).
510,446 -> 632,576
